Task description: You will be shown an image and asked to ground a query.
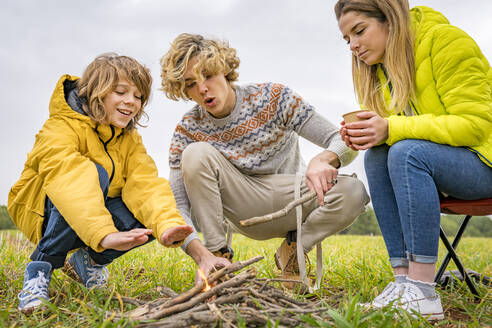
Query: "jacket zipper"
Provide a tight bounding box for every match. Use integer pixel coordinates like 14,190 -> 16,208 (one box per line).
98,125 -> 116,184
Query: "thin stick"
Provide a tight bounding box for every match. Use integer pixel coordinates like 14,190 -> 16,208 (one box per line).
208,303 -> 238,328
157,286 -> 179,298
261,307 -> 330,314
111,296 -> 146,307
256,277 -> 310,284
180,290 -> 249,314
135,310 -> 219,328
134,269 -> 257,320
247,287 -> 279,305
123,256 -> 263,319
239,191 -> 317,227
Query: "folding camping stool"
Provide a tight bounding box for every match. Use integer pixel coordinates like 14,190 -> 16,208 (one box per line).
435,197 -> 492,298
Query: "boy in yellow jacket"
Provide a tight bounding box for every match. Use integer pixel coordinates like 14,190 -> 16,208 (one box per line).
9,53 -> 192,314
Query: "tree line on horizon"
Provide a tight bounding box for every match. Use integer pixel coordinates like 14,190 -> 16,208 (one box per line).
1,205 -> 491,238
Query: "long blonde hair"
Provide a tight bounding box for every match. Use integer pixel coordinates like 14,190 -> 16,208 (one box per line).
78,53 -> 152,131
335,0 -> 415,116
160,33 -> 240,101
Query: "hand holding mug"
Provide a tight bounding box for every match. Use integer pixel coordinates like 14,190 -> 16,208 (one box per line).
341,111 -> 388,150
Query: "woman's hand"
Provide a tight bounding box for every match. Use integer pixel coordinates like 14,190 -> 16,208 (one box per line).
306,151 -> 340,206
341,111 -> 388,150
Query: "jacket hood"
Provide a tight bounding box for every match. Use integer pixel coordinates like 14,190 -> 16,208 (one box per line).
64,79 -> 87,116
49,75 -> 94,126
49,74 -> 124,141
411,6 -> 450,46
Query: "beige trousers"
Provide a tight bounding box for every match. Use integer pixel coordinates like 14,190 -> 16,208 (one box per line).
181,142 -> 369,253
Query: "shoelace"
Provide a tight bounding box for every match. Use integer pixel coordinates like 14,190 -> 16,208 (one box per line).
18,271 -> 49,303
85,266 -> 109,287
373,282 -> 403,305
399,283 -> 423,305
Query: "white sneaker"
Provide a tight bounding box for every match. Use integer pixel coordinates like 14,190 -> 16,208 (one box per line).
361,281 -> 404,308
395,283 -> 444,321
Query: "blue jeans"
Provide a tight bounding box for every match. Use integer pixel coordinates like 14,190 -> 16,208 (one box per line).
365,140 -> 492,267
30,164 -> 154,269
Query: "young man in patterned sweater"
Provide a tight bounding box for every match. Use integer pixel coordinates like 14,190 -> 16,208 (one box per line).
160,33 -> 369,285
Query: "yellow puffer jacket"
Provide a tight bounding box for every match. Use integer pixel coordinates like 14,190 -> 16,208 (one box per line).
381,6 -> 492,167
8,75 -> 186,252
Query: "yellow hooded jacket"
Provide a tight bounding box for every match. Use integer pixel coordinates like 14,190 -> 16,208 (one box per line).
8,75 -> 186,252
378,6 -> 492,167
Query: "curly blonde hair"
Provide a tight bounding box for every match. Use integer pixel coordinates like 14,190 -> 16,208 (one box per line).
335,0 -> 415,116
78,53 -> 152,131
160,33 -> 240,101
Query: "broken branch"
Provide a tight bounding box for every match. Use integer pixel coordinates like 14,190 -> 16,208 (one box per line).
239,191 -> 317,227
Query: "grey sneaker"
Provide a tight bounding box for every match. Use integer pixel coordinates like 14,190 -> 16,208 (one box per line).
66,248 -> 109,288
394,283 -> 445,321
361,281 -> 405,309
18,261 -> 52,314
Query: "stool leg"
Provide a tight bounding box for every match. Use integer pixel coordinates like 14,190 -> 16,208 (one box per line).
435,215 -> 471,283
436,216 -> 479,298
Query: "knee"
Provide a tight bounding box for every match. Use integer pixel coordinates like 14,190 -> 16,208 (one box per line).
388,139 -> 414,158
181,142 -> 217,176
334,177 -> 369,222
387,139 -> 428,171
364,145 -> 389,174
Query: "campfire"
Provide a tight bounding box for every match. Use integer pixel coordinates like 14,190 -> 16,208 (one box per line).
108,256 -> 334,327
197,269 -> 211,292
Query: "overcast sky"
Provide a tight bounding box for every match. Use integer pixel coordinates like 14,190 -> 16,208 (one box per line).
1,0 -> 491,206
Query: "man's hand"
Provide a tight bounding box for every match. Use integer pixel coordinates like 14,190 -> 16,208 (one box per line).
195,253 -> 231,284
160,225 -> 194,247
100,228 -> 153,251
306,150 -> 340,206
186,239 -> 231,285
341,111 -> 388,150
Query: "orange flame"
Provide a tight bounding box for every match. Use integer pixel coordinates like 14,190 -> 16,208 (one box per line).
197,269 -> 211,291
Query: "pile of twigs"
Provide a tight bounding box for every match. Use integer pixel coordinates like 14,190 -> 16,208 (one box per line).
110,256 -> 334,327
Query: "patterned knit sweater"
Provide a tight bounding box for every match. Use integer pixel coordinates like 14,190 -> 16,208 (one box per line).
169,82 -> 357,249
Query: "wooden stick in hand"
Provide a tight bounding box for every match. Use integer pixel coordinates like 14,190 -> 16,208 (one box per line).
239,191 -> 317,227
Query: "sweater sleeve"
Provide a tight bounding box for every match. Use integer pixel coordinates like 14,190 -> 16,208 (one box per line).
298,111 -> 358,167
278,85 -> 357,167
122,132 -> 187,248
387,25 -> 492,146
169,167 -> 201,251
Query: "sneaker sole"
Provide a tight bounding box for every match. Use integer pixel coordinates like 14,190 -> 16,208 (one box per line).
422,312 -> 445,321
18,302 -> 47,315
394,310 -> 445,321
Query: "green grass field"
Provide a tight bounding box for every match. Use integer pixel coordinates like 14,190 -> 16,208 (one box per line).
0,230 -> 490,327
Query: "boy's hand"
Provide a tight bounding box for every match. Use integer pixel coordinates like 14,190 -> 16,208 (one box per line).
100,228 -> 153,251
160,225 -> 194,247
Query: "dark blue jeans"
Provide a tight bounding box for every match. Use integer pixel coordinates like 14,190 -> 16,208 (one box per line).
365,140 -> 492,268
30,164 -> 154,269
